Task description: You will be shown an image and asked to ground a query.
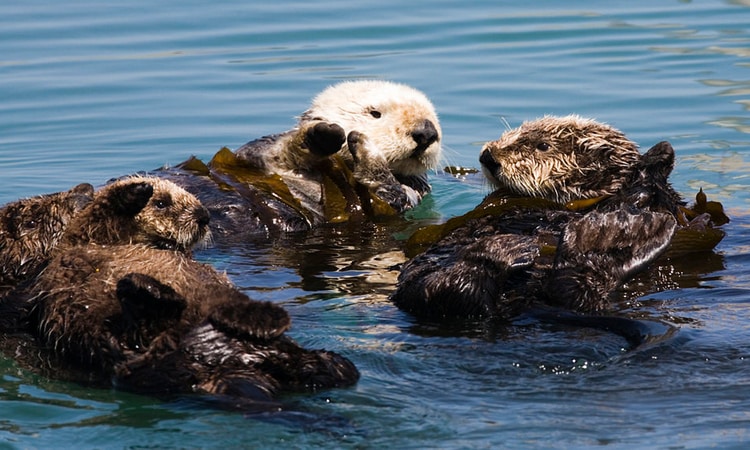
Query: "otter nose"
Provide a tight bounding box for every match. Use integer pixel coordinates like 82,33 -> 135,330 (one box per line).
479,149 -> 500,173
411,119 -> 439,156
195,207 -> 210,228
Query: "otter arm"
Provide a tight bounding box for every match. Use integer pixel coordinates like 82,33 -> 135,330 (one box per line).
390,234 -> 539,320
549,209 -> 676,313
233,122 -> 345,173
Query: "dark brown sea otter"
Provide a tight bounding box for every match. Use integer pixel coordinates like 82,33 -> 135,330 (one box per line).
0,183 -> 94,292
6,176 -> 358,406
391,116 -> 727,328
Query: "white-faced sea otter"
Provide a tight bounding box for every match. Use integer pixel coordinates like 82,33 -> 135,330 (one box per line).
155,80 -> 442,240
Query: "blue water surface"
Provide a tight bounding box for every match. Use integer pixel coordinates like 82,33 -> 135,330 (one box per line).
2,1 -> 750,448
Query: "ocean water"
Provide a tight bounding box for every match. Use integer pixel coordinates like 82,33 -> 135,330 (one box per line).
2,0 -> 750,448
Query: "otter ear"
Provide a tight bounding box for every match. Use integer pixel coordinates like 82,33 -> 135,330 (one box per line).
641,141 -> 675,183
71,183 -> 95,196
69,183 -> 95,211
108,182 -> 154,217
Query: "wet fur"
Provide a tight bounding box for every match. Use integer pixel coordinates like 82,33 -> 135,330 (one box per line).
11,176 -> 358,402
481,115 -> 648,203
392,120 -> 683,324
62,175 -> 210,251
0,183 -> 94,290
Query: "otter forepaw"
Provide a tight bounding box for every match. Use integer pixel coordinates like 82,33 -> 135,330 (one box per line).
208,298 -> 291,340
346,131 -> 365,163
117,273 -> 187,322
304,122 -> 346,156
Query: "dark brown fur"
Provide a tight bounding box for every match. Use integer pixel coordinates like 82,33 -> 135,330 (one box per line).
480,115 -> 678,206
392,128 -> 685,323
13,176 -> 358,404
0,183 -> 94,290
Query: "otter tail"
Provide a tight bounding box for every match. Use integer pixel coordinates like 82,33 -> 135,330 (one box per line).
525,307 -> 677,349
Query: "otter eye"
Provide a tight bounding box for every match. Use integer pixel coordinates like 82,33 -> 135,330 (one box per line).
535,142 -> 550,151
369,109 -> 382,119
24,219 -> 37,229
153,198 -> 172,209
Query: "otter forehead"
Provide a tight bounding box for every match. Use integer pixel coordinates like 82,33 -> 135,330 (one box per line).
480,115 -> 642,203
306,80 -> 438,123
494,115 -> 635,152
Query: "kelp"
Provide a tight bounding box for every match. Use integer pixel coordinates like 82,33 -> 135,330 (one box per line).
175,147 -> 399,227
443,165 -> 479,176
667,188 -> 729,256
405,187 -> 729,258
405,191 -> 562,257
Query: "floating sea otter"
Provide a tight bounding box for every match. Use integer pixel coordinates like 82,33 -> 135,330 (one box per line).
392,115 -> 728,327
155,80 -> 442,239
0,184 -> 94,334
0,183 -> 94,292
6,176 -> 358,406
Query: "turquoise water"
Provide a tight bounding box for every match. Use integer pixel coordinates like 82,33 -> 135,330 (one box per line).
2,0 -> 750,448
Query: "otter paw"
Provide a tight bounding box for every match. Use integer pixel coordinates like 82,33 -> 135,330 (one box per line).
117,273 -> 187,322
304,122 -> 346,156
347,131 -> 395,180
346,130 -> 366,162
208,297 -> 291,340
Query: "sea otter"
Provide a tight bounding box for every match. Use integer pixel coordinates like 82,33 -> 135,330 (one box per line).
8,176 -> 358,405
391,116 -> 726,326
154,80 -> 442,239
478,115 -> 682,209
0,183 -> 94,291
59,175 -> 211,251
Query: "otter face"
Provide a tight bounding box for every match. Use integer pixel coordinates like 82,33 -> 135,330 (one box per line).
129,177 -> 211,251
480,115 -> 642,203
0,183 -> 94,285
303,80 -> 442,177
70,176 -> 210,251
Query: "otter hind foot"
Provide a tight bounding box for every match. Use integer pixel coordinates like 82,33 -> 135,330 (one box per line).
208,297 -> 291,340
552,209 -> 677,312
304,122 -> 346,156
527,308 -> 675,349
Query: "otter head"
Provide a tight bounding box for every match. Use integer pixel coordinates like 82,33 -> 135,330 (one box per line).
63,176 -> 210,251
0,183 -> 94,285
479,115 -> 642,203
301,80 -> 442,177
